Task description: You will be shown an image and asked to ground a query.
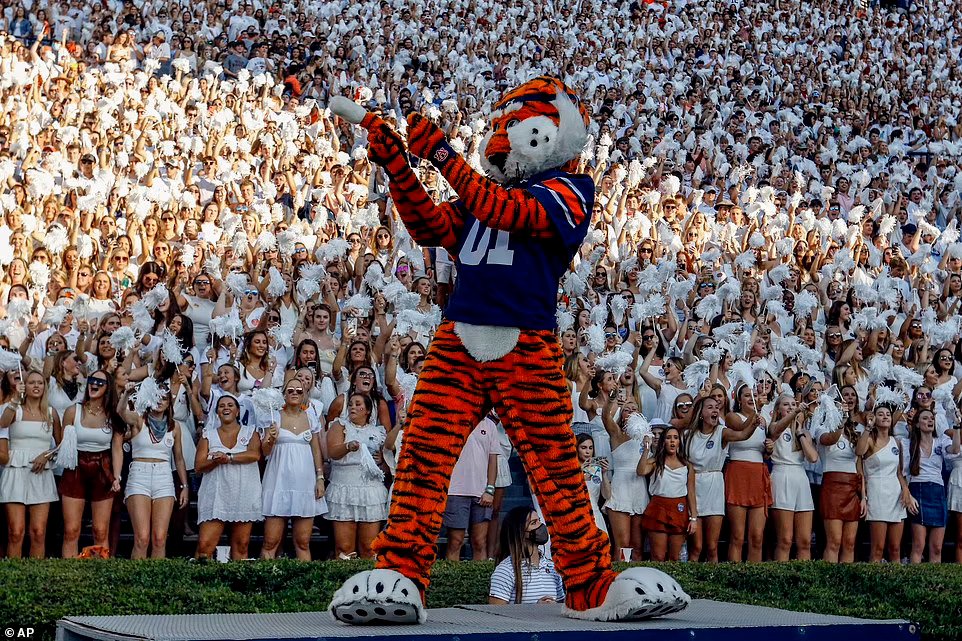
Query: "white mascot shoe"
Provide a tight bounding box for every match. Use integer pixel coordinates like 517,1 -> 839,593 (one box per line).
564,568 -> 690,621
330,569 -> 426,625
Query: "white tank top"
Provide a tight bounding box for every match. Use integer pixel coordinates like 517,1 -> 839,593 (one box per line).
73,405 -> 113,453
131,417 -> 174,461
648,463 -> 688,498
771,428 -> 805,466
818,426 -> 860,474
728,414 -> 766,463
686,424 -> 727,472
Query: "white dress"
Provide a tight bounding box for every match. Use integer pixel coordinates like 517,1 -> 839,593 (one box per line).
582,461 -> 608,534
196,424 -> 263,523
261,415 -> 328,518
864,436 -> 906,523
0,408 -> 58,505
686,424 -> 727,517
604,439 -> 649,515
325,420 -> 388,522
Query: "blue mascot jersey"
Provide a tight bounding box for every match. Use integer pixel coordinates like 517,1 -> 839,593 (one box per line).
444,169 -> 594,330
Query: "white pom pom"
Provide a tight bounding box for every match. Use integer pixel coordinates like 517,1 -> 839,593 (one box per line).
161,329 -> 185,365
142,284 -> 169,311
209,307 -> 244,339
625,413 -> 652,442
132,377 -> 166,414
109,326 -> 137,353
42,305 -> 69,326
225,273 -> 249,298
266,267 -> 288,298
0,348 -> 23,372
595,350 -> 633,374
587,325 -> 606,354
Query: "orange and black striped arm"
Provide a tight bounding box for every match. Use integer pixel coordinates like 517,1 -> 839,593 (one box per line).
360,113 -> 464,252
405,113 -> 575,240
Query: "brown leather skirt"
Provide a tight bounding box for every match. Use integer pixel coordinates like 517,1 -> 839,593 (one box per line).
60,451 -> 115,501
819,472 -> 862,522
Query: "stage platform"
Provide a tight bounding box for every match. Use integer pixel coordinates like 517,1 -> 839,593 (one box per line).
57,601 -> 920,641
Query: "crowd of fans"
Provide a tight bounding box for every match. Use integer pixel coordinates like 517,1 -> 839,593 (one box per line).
0,0 -> 961,566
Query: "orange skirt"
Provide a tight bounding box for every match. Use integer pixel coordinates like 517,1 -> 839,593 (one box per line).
724,460 -> 772,510
641,495 -> 689,535
820,472 -> 862,522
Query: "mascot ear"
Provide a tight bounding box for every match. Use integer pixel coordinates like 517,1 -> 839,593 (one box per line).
330,96 -> 368,125
553,91 -> 589,167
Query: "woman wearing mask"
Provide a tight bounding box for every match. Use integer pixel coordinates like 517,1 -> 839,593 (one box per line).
488,507 -> 563,605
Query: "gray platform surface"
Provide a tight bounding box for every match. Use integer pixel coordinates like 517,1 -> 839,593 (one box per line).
57,601 -> 920,641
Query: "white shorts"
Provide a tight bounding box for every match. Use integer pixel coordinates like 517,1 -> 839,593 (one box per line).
125,461 -> 176,501
771,465 -> 814,512
436,261 -> 454,284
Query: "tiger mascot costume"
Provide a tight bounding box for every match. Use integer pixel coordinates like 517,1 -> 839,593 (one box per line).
328,77 -> 689,625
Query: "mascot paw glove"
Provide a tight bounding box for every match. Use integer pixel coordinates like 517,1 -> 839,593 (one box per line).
406,113 -> 452,166
366,121 -> 407,167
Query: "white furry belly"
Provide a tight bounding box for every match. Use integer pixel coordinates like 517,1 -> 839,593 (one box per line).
454,322 -> 520,362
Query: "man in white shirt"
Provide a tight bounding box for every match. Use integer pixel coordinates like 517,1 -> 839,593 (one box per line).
443,414 -> 500,561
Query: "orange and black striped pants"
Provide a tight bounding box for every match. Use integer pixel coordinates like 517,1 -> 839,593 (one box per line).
373,321 -> 617,611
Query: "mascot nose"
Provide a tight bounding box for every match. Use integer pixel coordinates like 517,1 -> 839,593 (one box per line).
485,131 -> 511,172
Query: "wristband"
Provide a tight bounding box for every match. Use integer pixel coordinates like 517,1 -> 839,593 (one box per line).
427,140 -> 455,169
484,484 -> 495,494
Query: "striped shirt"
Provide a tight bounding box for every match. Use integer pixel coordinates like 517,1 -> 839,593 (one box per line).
489,555 -> 565,604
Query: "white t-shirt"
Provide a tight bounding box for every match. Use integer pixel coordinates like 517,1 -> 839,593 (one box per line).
447,417 -> 500,497
902,433 -> 959,485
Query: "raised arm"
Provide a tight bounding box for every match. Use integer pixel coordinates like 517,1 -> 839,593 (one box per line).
329,98 -> 465,253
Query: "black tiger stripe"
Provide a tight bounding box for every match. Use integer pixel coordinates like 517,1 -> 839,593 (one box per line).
372,322 -> 618,611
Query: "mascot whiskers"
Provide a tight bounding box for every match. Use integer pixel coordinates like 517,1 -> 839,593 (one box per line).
328,76 -> 689,625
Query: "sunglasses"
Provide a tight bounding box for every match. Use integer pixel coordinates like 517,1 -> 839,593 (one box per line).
87,377 -> 108,388
356,372 -> 375,379
285,387 -> 304,395
677,401 -> 693,409
245,290 -> 259,296
194,279 -> 210,286
605,332 -> 617,339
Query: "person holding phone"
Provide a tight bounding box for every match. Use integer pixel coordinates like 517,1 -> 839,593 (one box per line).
489,507 -> 564,605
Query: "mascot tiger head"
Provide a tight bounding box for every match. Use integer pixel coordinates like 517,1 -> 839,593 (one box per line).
480,76 -> 590,184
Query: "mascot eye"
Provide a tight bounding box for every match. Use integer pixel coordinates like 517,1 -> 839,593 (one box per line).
506,119 -> 520,130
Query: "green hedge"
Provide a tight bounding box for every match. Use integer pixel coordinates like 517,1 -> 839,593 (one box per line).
1,560 -> 960,641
